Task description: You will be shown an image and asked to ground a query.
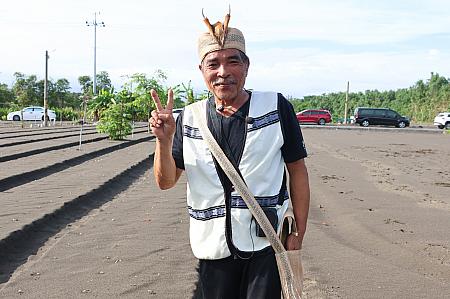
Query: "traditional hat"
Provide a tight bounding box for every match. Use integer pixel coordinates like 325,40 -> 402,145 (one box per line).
198,9 -> 246,61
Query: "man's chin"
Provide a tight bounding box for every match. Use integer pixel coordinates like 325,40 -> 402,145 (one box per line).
212,90 -> 237,102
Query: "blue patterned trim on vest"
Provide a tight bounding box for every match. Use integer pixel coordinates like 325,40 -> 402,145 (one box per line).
184,125 -> 203,140
188,205 -> 226,220
247,110 -> 280,132
230,191 -> 289,209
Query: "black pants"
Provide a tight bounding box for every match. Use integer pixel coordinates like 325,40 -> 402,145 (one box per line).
193,247 -> 281,299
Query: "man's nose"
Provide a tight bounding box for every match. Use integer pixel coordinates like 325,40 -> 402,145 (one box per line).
217,64 -> 230,77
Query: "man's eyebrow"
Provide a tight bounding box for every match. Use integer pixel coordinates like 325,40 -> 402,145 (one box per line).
203,54 -> 241,64
227,54 -> 241,60
204,57 -> 219,64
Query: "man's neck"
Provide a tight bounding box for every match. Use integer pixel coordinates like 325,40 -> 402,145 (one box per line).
215,90 -> 249,115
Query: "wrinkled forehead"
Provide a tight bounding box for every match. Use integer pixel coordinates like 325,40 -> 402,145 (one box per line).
202,48 -> 242,62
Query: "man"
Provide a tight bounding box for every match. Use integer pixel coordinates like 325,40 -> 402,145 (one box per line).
149,13 -> 310,299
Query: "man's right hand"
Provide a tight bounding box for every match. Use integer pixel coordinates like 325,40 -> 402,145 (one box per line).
149,89 -> 176,141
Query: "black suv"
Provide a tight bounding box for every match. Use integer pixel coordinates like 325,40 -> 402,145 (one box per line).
354,107 -> 410,128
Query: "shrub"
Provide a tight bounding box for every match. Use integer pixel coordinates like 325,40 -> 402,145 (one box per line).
96,101 -> 132,140
0,107 -> 10,120
53,107 -> 81,121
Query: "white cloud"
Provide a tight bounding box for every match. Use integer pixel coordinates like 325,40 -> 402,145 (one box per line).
247,46 -> 450,97
1,0 -> 450,98
427,49 -> 440,60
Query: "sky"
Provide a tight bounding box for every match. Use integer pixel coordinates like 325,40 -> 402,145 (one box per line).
1,0 -> 450,99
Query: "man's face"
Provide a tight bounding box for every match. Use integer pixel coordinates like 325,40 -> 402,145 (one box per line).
199,48 -> 249,102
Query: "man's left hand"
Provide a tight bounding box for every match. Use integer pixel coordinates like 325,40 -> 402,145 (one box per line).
285,233 -> 302,251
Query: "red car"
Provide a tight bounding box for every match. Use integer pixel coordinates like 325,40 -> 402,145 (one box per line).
296,109 -> 332,125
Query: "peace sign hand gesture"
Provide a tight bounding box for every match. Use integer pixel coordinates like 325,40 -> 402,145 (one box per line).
149,89 -> 176,142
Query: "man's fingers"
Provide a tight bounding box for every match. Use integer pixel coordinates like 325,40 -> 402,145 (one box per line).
157,113 -> 174,122
166,88 -> 174,111
286,234 -> 302,250
150,89 -> 164,111
151,89 -> 174,112
150,109 -> 159,118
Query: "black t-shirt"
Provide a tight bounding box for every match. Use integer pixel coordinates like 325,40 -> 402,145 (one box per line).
172,92 -> 307,169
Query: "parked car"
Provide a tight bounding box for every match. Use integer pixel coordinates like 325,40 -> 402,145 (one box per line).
296,109 -> 332,125
433,112 -> 450,129
353,107 -> 410,128
7,106 -> 56,121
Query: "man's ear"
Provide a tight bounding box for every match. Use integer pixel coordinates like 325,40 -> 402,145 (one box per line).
198,64 -> 202,71
244,63 -> 250,76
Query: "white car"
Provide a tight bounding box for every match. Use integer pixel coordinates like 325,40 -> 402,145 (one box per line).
7,106 -> 56,121
433,112 -> 450,129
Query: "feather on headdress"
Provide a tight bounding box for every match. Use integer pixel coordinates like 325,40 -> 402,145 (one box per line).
202,8 -> 230,47
197,7 -> 245,61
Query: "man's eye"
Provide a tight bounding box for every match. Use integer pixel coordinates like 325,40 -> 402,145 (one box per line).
207,63 -> 218,68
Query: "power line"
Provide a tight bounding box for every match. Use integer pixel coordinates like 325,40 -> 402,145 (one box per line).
85,12 -> 105,96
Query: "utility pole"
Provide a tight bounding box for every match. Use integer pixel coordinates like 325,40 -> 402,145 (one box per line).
86,12 -> 105,96
344,81 -> 349,124
43,50 -> 49,127
80,13 -> 105,150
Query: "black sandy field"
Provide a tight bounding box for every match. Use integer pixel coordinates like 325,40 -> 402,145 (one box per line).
0,122 -> 449,298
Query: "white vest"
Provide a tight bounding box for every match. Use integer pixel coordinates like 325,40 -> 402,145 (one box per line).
182,91 -> 289,259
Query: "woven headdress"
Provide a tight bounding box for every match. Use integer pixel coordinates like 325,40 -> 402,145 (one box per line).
197,8 -> 246,61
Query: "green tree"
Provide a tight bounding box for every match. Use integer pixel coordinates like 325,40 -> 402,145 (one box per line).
12,72 -> 40,107
88,88 -> 115,121
96,71 -> 112,92
0,83 -> 14,108
287,72 -> 450,123
96,90 -> 133,140
128,70 -> 177,121
179,81 -> 196,104
78,75 -> 92,95
51,78 -> 73,110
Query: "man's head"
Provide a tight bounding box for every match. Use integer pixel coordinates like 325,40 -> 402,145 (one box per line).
197,12 -> 249,103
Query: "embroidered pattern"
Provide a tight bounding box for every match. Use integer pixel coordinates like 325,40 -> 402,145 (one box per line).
230,191 -> 289,208
188,205 -> 226,220
184,125 -> 203,139
247,110 -> 280,132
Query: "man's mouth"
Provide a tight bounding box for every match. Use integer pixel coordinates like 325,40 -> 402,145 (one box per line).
213,81 -> 235,87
